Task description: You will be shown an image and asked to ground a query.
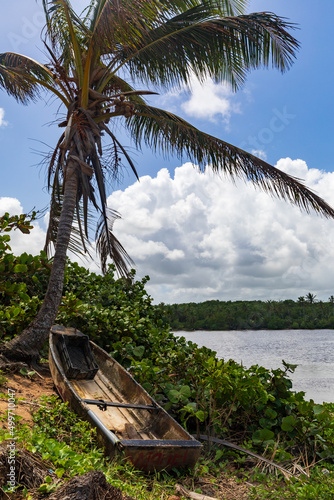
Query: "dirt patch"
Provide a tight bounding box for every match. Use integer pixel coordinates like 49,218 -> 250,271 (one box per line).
0,368 -> 56,428
181,475 -> 252,500
216,475 -> 251,499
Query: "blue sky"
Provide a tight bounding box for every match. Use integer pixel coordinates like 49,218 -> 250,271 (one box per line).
1,1 -> 334,304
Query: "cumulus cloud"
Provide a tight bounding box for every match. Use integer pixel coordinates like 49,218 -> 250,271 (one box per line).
0,197 -> 46,255
161,74 -> 240,125
4,159 -> 334,307
0,108 -> 8,127
107,159 -> 334,304
181,76 -> 240,124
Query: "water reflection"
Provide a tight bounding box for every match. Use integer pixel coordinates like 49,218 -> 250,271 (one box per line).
175,329 -> 334,404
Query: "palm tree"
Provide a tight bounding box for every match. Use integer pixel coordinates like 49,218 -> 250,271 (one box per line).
305,292 -> 317,304
1,0 -> 334,362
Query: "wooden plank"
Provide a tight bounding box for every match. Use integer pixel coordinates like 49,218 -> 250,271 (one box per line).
71,377 -> 153,440
71,379 -> 127,436
71,379 -> 104,400
51,325 -> 83,336
125,423 -> 142,440
94,373 -> 153,440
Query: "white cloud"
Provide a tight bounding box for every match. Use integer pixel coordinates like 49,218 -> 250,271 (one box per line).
0,197 -> 22,215
0,197 -> 46,255
181,76 -> 240,124
108,159 -> 334,304
251,149 -> 267,161
160,74 -> 240,125
0,108 -> 8,127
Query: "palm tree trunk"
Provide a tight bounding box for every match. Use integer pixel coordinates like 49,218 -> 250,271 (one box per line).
1,163 -> 78,362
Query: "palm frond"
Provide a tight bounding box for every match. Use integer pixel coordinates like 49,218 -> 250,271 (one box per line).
89,0 -> 246,55
111,9 -> 299,91
96,207 -> 134,277
97,73 -> 152,103
101,124 -> 139,180
0,52 -> 53,103
88,0 -> 166,55
166,0 -> 248,16
126,104 -> 334,218
42,0 -> 87,78
44,188 -> 92,259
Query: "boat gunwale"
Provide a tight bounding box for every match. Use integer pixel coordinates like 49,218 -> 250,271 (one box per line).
49,329 -> 202,449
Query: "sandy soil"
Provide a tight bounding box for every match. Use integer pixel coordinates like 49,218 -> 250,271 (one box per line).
0,368 -> 55,429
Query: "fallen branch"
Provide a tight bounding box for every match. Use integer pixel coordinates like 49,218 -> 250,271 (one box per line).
175,484 -> 217,500
30,368 -> 44,380
194,435 -> 307,477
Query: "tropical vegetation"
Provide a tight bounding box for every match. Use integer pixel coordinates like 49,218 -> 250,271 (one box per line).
1,0 -> 334,363
163,297 -> 334,331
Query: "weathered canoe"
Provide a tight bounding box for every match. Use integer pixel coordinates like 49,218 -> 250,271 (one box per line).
49,325 -> 202,472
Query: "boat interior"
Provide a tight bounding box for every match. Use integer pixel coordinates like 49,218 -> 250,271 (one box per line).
52,328 -> 192,443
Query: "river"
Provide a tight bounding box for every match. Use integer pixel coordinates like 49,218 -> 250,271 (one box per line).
175,329 -> 334,404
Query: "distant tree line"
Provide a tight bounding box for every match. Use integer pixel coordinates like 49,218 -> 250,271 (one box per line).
161,294 -> 334,331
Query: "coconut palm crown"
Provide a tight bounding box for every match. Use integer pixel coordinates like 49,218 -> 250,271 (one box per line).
1,0 -> 333,361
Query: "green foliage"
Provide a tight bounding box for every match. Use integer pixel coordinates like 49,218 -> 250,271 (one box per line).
163,297 -> 334,330
0,212 -> 36,237
0,370 -> 7,386
32,395 -> 97,451
248,467 -> 334,499
0,213 -> 52,340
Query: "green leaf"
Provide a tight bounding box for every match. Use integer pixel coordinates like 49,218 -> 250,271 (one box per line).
259,417 -> 277,428
282,360 -> 298,372
313,405 -> 325,415
167,390 -> 180,403
18,226 -> 31,234
214,449 -> 225,462
195,410 -> 206,422
179,385 -> 191,398
252,428 -> 275,444
264,408 -> 278,419
12,307 -> 21,317
132,345 -> 145,358
55,468 -> 65,478
281,415 -> 297,432
13,263 -> 28,273
37,485 -> 49,493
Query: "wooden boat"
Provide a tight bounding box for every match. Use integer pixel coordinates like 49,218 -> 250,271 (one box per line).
49,325 -> 202,472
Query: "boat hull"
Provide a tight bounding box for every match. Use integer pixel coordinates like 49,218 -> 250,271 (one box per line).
49,326 -> 201,472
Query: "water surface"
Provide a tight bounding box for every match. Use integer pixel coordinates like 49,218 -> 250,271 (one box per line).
175,329 -> 334,404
